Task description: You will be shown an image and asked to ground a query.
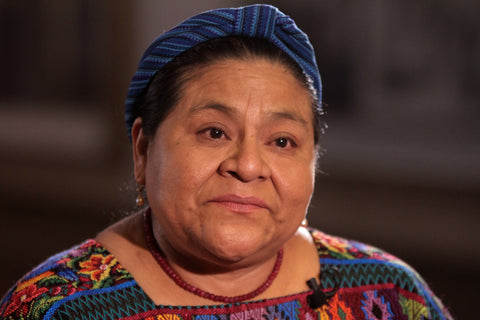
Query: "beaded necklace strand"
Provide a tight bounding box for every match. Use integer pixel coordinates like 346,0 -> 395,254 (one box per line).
143,208 -> 284,303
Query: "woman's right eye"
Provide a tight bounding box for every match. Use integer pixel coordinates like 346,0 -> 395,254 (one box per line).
199,127 -> 226,140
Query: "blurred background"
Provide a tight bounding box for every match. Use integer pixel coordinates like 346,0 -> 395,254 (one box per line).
0,1 -> 478,318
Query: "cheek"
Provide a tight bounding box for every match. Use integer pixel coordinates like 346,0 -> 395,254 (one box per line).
145,143 -> 219,204
290,170 -> 314,203
274,158 -> 315,209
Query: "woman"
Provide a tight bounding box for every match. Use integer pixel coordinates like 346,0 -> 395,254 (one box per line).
0,4 -> 452,320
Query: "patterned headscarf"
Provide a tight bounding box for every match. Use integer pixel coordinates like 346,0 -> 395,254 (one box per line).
125,4 -> 321,139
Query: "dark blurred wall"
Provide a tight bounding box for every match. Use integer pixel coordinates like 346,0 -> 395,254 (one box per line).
1,1 -> 479,318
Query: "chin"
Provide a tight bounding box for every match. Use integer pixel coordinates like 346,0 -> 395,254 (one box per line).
197,224 -> 279,265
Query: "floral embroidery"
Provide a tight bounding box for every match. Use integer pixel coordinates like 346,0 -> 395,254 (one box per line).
0,233 -> 452,320
317,232 -> 356,259
79,254 -> 117,282
3,284 -> 48,317
0,240 -> 132,320
15,271 -> 54,292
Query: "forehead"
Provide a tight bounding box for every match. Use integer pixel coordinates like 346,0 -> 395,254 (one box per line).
175,58 -> 314,121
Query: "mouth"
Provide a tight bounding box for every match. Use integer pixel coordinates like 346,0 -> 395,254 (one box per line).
208,194 -> 270,213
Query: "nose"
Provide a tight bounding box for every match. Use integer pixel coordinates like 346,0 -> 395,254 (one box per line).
218,139 -> 271,182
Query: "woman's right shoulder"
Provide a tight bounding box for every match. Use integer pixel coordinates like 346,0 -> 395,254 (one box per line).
0,240 -> 135,320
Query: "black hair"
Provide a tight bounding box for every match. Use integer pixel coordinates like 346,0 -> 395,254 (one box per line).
135,36 -> 324,146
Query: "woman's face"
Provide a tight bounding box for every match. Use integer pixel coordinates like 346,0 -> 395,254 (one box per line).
133,58 -> 317,267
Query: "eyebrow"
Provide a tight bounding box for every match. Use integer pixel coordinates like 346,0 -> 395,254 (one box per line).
189,102 -> 308,125
265,111 -> 308,125
188,103 -> 238,117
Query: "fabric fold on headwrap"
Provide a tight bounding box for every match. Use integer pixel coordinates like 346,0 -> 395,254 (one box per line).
125,4 -> 321,140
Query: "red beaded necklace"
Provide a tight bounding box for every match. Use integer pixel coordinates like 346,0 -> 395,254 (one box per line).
143,208 -> 284,303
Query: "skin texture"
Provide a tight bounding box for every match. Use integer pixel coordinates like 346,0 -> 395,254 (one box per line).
97,57 -> 320,304
134,57 -> 316,267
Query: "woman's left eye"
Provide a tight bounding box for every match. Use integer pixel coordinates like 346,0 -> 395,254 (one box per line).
274,137 -> 296,149
208,128 -> 224,139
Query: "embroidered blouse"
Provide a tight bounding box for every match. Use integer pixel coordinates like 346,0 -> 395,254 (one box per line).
0,229 -> 452,320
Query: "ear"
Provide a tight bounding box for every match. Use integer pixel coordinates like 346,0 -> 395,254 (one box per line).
131,118 -> 149,185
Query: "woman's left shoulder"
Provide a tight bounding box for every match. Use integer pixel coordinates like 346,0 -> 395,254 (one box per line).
308,228 -> 453,320
309,228 -> 403,262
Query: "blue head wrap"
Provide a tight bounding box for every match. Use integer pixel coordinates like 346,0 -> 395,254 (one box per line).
125,4 -> 321,139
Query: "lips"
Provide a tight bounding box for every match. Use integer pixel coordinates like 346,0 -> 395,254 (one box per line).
208,194 -> 269,212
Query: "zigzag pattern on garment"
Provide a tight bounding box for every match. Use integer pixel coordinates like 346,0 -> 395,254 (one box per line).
268,300 -> 301,320
47,282 -> 155,320
320,259 -> 417,292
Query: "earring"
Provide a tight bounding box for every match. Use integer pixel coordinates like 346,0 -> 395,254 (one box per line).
301,219 -> 309,228
136,185 -> 146,207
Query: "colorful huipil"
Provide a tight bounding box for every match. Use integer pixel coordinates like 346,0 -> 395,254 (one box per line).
0,229 -> 452,320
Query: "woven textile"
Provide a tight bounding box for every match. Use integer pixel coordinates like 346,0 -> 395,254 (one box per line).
0,230 -> 452,320
124,4 -> 321,139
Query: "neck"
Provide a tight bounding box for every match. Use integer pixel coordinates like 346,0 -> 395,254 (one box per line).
146,209 -> 283,300
170,251 -> 280,298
